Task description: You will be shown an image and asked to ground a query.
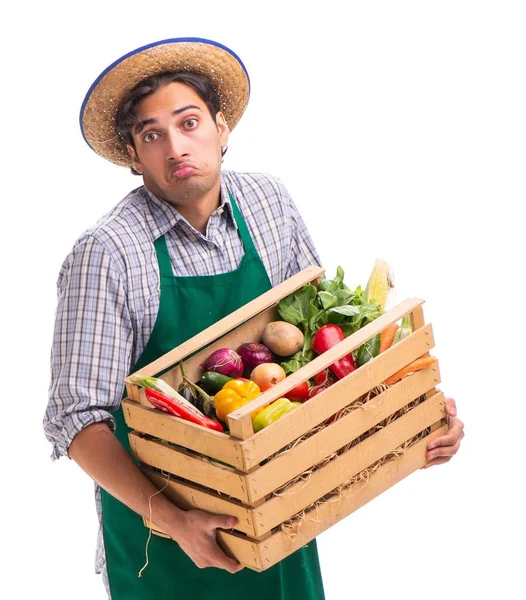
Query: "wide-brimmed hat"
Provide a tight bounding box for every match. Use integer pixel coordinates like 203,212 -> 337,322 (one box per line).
80,37 -> 250,168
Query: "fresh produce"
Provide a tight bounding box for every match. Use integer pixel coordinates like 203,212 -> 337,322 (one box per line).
143,388 -> 224,432
201,348 -> 243,378
308,383 -> 330,399
393,314 -> 412,344
311,324 -> 357,380
364,258 -> 394,311
252,398 -> 301,432
213,379 -> 261,422
180,376 -> 216,417
308,369 -> 334,398
379,323 -> 400,353
278,267 -> 383,374
127,375 -> 198,412
284,381 -> 310,402
356,333 -> 381,367
198,371 -> 233,395
384,356 -> 437,386
313,369 -> 334,387
250,362 -> 287,387
236,342 -> 273,374
262,321 -> 304,357
177,361 -> 200,405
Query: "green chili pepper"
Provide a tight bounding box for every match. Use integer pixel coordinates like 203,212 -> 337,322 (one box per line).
252,398 -> 301,432
356,333 -> 381,367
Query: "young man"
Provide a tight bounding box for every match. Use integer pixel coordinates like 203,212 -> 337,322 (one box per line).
44,38 -> 464,599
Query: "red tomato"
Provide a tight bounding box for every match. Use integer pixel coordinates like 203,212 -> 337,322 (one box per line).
284,381 -> 310,402
259,383 -> 275,393
308,384 -> 329,399
313,369 -> 334,387
313,370 -> 328,386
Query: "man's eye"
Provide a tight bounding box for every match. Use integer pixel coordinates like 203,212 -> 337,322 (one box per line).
184,119 -> 198,129
143,132 -> 159,143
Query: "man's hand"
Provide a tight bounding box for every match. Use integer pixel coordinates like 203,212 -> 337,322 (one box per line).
69,423 -> 243,573
169,510 -> 244,574
424,396 -> 464,468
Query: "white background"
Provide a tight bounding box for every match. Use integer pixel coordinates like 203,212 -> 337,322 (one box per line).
2,1 -> 525,598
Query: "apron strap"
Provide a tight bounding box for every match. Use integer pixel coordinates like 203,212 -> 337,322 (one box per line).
153,235 -> 173,278
227,190 -> 257,255
153,189 -> 256,278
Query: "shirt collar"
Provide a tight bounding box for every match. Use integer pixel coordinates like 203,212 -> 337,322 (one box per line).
141,173 -> 238,240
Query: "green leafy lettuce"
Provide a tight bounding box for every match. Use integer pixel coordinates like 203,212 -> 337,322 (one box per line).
278,266 -> 383,374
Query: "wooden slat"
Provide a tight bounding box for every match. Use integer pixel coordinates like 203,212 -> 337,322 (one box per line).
243,364 -> 441,502
128,265 -> 324,378
227,297 -> 427,439
251,391 -> 445,530
216,531 -> 263,571
143,468 -> 258,537
141,426 -> 448,571
129,433 -> 251,504
254,424 -> 448,571
122,399 -> 245,470
238,323 -> 435,468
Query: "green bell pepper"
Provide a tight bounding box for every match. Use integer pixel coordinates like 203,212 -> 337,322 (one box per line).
252,398 -> 301,432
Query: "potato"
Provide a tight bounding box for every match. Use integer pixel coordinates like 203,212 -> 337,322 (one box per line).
262,321 -> 304,357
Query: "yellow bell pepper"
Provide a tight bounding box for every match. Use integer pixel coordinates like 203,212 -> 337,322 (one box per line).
213,379 -> 261,422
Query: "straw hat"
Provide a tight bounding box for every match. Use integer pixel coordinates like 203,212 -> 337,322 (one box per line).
80,37 -> 250,168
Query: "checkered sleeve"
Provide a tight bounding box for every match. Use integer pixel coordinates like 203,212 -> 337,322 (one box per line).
44,235 -> 135,460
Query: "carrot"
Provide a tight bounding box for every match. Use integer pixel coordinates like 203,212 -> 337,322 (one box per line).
384,356 -> 437,386
379,323 -> 400,353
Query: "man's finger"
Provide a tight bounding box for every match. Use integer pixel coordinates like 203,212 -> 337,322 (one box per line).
427,418 -> 464,451
206,538 -> 244,573
422,455 -> 451,469
445,396 -> 457,417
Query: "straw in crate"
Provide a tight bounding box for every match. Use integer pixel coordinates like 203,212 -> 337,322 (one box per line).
122,265 -> 447,571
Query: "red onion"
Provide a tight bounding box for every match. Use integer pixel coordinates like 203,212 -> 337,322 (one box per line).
236,343 -> 273,374
201,348 -> 243,378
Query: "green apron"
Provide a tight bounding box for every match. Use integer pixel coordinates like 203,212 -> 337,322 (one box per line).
101,191 -> 326,599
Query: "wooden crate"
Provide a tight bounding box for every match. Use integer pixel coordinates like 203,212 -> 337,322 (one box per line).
123,265 -> 446,572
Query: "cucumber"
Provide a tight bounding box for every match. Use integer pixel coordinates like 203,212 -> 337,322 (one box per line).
199,372 -> 234,394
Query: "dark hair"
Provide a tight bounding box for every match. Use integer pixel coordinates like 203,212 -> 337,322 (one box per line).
115,71 -> 222,175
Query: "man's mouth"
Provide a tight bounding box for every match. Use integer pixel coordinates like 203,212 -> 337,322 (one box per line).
170,164 -> 196,179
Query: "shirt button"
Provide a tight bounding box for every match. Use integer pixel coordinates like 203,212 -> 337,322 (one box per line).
208,242 -> 214,249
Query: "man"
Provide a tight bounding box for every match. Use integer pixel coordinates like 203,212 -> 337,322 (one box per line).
44,37 -> 464,599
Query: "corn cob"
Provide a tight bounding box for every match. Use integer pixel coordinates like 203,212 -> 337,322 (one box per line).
364,258 -> 395,311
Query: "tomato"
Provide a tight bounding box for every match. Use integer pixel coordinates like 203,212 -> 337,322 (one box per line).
313,370 -> 328,386
284,381 -> 310,402
259,383 -> 275,393
313,369 -> 334,387
308,384 -> 329,399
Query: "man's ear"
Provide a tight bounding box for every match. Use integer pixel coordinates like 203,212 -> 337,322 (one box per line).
127,144 -> 143,174
215,112 -> 230,147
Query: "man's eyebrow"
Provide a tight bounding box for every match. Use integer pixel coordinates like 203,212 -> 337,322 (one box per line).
134,105 -> 202,133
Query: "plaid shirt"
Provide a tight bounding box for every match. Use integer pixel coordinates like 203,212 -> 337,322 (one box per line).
44,169 -> 322,587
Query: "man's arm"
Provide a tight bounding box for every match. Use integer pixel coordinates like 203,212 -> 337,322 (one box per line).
68,422 -> 242,573
45,235 -> 242,572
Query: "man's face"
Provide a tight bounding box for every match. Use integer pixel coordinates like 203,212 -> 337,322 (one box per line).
128,82 -> 229,205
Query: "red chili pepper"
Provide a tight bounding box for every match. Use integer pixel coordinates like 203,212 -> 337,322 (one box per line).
145,388 -> 224,432
284,381 -> 310,402
312,324 -> 356,380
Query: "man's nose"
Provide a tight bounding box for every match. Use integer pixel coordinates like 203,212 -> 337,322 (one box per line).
166,130 -> 187,160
